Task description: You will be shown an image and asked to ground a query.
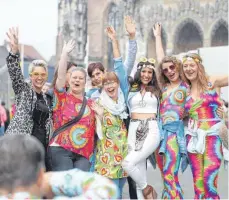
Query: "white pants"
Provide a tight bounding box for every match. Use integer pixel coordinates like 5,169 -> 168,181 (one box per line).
122,120 -> 160,199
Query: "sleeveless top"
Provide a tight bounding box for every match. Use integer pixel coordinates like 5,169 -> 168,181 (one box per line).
129,91 -> 158,114
160,81 -> 189,124
185,82 -> 222,130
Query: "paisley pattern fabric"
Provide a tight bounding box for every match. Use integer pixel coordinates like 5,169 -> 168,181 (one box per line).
160,81 -> 189,124
95,105 -> 128,179
50,88 -> 95,160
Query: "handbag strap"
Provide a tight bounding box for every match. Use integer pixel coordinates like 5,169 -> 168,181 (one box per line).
51,96 -> 87,140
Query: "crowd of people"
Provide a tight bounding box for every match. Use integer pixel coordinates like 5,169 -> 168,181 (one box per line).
0,16 -> 228,199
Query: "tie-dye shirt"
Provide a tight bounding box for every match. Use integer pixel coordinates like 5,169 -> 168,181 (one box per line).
160,81 -> 189,124
50,88 -> 95,160
0,169 -> 118,199
185,82 -> 222,130
95,106 -> 128,179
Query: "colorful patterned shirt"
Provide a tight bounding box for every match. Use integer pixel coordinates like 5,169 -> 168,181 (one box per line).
0,169 -> 118,199
95,106 -> 128,179
185,82 -> 222,130
50,88 -> 95,160
160,81 -> 189,124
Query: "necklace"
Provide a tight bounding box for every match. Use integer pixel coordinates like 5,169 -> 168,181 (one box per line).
139,90 -> 146,107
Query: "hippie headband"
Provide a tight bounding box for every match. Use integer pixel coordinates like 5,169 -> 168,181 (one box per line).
137,57 -> 156,70
182,56 -> 201,64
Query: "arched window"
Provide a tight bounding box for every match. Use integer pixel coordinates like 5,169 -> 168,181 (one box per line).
174,19 -> 203,54
211,20 -> 228,47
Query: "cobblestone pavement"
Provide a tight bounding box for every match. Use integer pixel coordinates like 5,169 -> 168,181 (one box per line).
123,162 -> 228,199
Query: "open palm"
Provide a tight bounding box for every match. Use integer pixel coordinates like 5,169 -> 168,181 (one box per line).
6,27 -> 19,54
125,16 -> 136,37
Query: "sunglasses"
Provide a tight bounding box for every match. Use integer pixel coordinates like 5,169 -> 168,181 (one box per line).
103,81 -> 116,87
162,65 -> 176,74
31,72 -> 47,78
139,57 -> 156,64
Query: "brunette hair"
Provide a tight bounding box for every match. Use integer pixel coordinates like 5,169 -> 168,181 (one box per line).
158,56 -> 188,88
102,72 -> 119,85
181,53 -> 209,91
51,61 -> 77,88
87,62 -> 105,78
130,61 -> 161,97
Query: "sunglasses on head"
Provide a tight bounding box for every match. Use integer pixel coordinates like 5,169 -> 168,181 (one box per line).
162,64 -> 176,74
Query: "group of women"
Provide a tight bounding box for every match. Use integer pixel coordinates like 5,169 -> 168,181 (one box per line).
5,16 -> 228,200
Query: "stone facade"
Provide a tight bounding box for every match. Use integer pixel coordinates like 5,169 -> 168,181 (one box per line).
57,0 -> 88,67
57,0 -> 228,68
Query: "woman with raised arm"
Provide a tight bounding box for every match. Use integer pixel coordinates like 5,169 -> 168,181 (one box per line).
5,27 -> 52,170
152,23 -> 189,199
48,40 -> 97,171
92,71 -> 128,199
105,26 -> 160,199
182,53 -> 228,199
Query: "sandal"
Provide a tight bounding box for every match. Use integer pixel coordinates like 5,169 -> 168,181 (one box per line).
143,185 -> 158,199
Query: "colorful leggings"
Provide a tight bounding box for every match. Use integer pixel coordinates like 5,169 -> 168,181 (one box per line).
155,132 -> 184,199
187,135 -> 223,199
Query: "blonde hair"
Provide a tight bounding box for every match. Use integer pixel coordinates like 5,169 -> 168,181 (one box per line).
28,60 -> 48,74
182,53 -> 209,92
102,72 -> 119,85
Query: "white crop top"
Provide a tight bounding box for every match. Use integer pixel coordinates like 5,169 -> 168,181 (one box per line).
129,91 -> 158,114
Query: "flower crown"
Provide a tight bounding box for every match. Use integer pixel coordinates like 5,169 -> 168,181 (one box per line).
182,56 -> 201,64
137,57 -> 156,70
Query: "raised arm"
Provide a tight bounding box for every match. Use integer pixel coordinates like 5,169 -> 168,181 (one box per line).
55,40 -> 75,90
6,27 -> 27,95
106,26 -> 129,99
153,23 -> 165,64
123,16 -> 137,76
42,169 -> 118,199
209,75 -> 229,89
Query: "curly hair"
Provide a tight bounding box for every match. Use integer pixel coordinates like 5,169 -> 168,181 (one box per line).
129,61 -> 161,97
157,56 -> 188,88
181,53 -> 209,92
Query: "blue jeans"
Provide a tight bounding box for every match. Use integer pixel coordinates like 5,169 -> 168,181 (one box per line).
0,126 -> 4,136
110,177 -> 127,199
48,146 -> 91,171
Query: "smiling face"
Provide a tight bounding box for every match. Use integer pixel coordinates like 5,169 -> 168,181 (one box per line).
182,60 -> 199,82
102,72 -> 119,101
30,67 -> 48,91
69,70 -> 86,95
140,67 -> 154,85
161,62 -> 180,83
66,66 -> 78,86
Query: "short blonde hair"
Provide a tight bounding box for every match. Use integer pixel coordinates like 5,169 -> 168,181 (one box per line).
29,60 -> 48,74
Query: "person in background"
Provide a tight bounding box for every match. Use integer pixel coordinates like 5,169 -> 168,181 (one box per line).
86,16 -> 137,100
1,101 -> 10,131
0,134 -> 118,199
0,102 -> 7,136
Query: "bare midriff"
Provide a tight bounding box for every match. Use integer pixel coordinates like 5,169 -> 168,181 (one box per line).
131,113 -> 157,120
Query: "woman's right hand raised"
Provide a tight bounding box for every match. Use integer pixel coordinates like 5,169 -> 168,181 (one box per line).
105,26 -> 117,41
153,22 -> 162,37
6,27 -> 19,54
62,39 -> 76,55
